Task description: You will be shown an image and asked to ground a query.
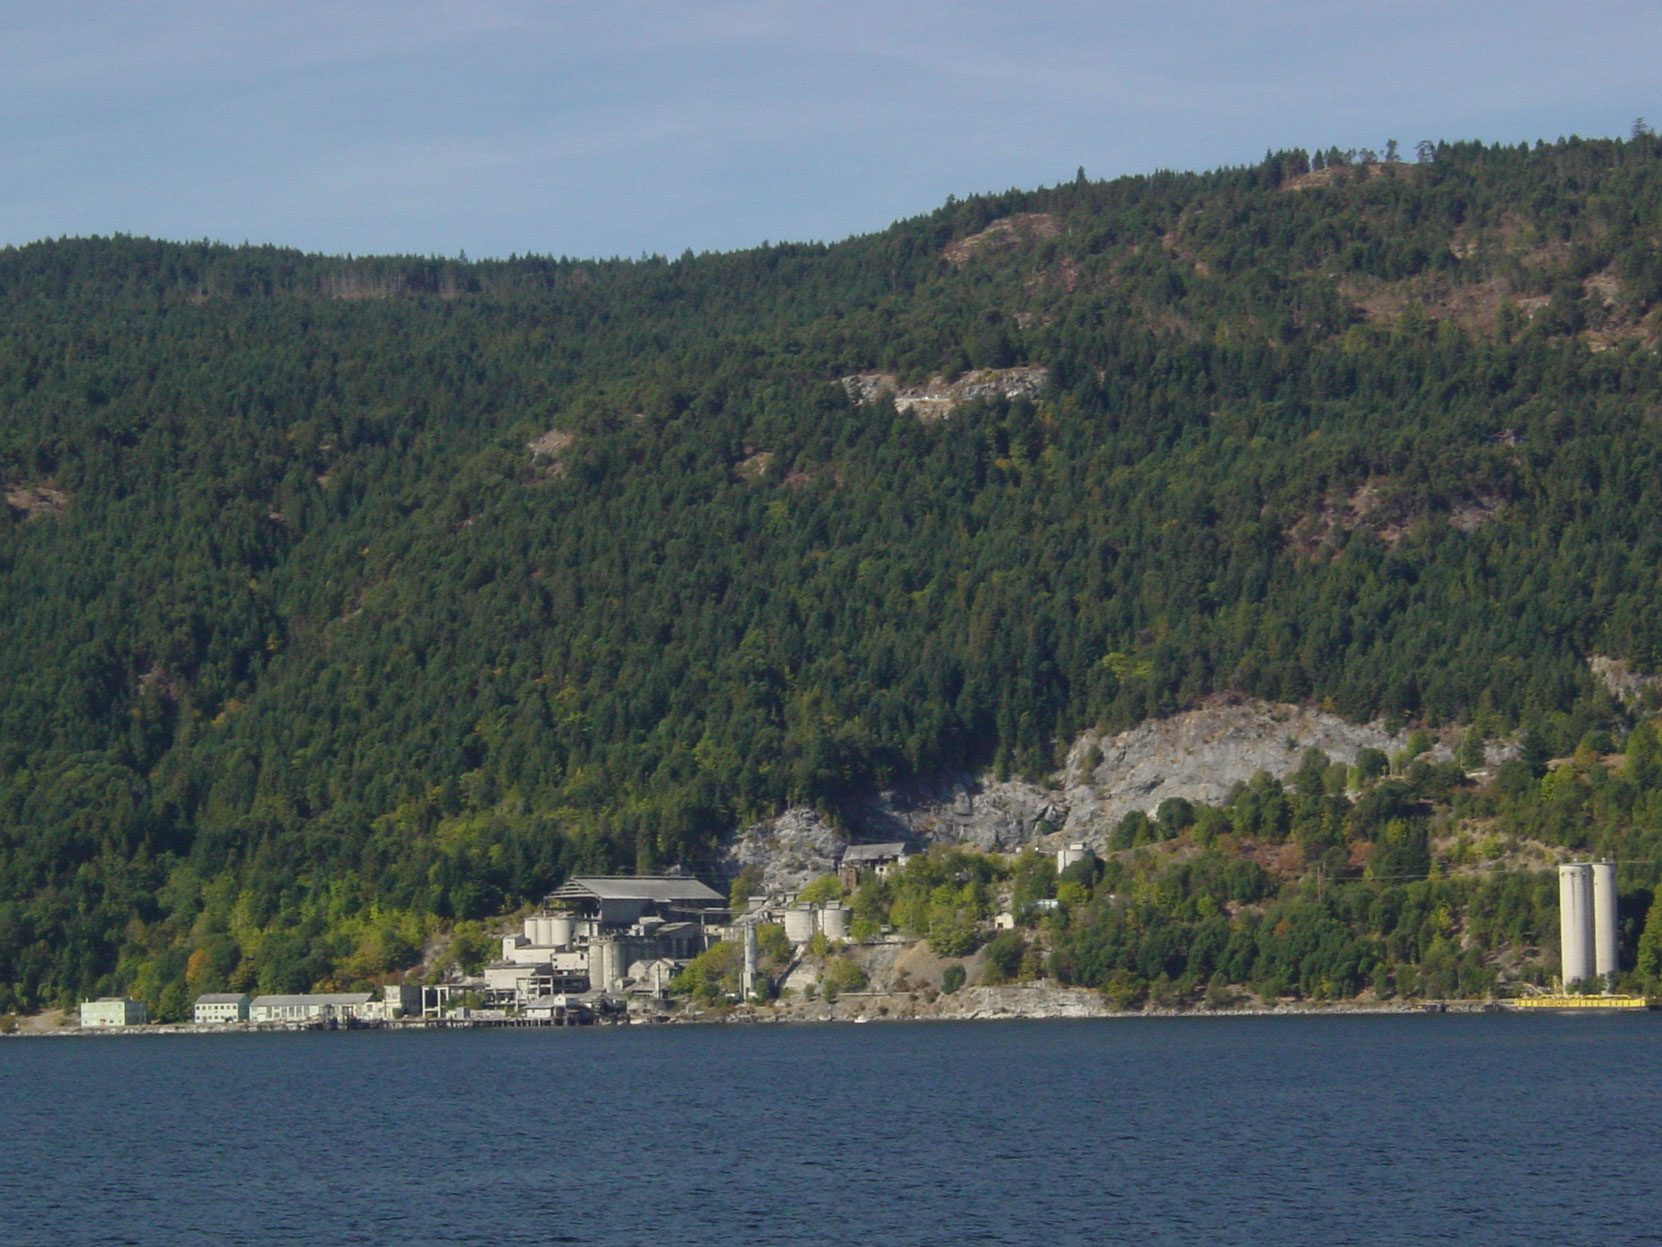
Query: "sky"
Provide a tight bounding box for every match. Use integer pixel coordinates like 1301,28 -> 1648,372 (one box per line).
3,2 -> 1659,261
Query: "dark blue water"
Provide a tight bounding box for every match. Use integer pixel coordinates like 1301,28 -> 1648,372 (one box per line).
3,1015 -> 1659,1246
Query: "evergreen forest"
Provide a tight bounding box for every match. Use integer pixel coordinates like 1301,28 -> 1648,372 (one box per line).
7,135 -> 1662,1015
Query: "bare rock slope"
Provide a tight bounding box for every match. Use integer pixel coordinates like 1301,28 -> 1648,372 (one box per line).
718,700 -> 1427,886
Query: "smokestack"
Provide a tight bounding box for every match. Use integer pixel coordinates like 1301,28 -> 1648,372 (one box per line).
1559,863 -> 1595,987
1591,861 -> 1619,987
742,921 -> 758,999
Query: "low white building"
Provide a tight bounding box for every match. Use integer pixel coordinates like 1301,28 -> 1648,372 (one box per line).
193,992 -> 251,1024
80,997 -> 147,1027
249,993 -> 373,1023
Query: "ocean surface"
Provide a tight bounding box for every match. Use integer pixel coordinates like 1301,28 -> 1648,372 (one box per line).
3,1014 -> 1658,1246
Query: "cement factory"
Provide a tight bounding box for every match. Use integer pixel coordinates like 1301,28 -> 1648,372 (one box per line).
74,844 -> 1662,1027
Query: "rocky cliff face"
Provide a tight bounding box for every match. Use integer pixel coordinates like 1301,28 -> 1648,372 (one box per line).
716,699 -> 1450,888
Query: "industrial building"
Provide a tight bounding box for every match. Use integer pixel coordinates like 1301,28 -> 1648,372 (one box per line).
248,992 -> 374,1023
79,997 -> 148,1027
192,992 -> 250,1024
423,874 -> 726,1015
838,842 -> 912,888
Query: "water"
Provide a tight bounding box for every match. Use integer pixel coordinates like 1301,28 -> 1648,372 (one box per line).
3,1015 -> 1659,1246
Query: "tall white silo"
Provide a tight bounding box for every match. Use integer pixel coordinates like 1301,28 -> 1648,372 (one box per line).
1559,863 -> 1595,987
742,921 -> 758,999
1591,861 -> 1619,984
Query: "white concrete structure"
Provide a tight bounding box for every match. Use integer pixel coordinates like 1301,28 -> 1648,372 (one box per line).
782,905 -> 817,944
819,904 -> 850,941
80,997 -> 147,1027
1057,842 -> 1093,873
1559,863 -> 1595,986
742,921 -> 759,998
192,992 -> 250,1024
1591,861 -> 1620,982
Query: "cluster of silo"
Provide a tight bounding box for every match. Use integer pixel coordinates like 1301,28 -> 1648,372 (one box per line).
524,914 -> 576,950
1559,862 -> 1619,988
782,903 -> 852,944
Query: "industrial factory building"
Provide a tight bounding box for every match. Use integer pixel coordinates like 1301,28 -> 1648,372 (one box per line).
248,992 -> 375,1023
79,997 -> 148,1027
425,873 -> 726,1015
193,993 -> 250,1024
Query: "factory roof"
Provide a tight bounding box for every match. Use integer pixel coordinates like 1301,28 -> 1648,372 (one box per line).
250,993 -> 373,1007
654,921 -> 704,936
193,993 -> 249,1004
546,876 -> 723,904
840,842 -> 911,863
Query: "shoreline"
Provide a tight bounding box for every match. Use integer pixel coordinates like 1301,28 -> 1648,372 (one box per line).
2,991 -> 1507,1038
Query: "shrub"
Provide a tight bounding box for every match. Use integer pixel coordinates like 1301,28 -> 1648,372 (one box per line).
670,941 -> 741,1000
825,956 -> 868,994
941,964 -> 966,994
797,874 -> 844,905
928,922 -> 983,958
982,931 -> 1027,983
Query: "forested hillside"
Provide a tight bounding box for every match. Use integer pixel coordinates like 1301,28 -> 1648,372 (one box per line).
6,136 -> 1662,1014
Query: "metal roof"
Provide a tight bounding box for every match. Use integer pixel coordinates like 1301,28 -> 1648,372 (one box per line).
249,993 -> 373,1006
546,876 -> 723,904
193,993 -> 249,1004
840,842 -> 911,862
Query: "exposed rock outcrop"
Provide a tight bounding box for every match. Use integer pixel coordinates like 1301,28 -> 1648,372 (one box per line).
5,481 -> 68,520
716,806 -> 846,895
722,700 -> 1453,874
1589,655 -> 1662,710
840,366 -> 1048,420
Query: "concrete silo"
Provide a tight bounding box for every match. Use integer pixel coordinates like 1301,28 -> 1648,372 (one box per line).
548,915 -> 575,949
1591,861 -> 1619,983
783,906 -> 817,945
1559,863 -> 1595,987
818,904 -> 850,941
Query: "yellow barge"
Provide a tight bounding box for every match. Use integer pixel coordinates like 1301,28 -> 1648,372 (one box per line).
1507,995 -> 1660,1011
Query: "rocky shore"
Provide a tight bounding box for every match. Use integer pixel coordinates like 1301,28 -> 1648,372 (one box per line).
676,984 -> 1479,1026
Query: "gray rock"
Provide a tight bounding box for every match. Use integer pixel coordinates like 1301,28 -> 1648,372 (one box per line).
715,807 -> 845,895
1055,701 -> 1408,850
714,699 -> 1482,875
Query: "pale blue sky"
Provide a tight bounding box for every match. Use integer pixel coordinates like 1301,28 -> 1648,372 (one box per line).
3,2 -> 1658,260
